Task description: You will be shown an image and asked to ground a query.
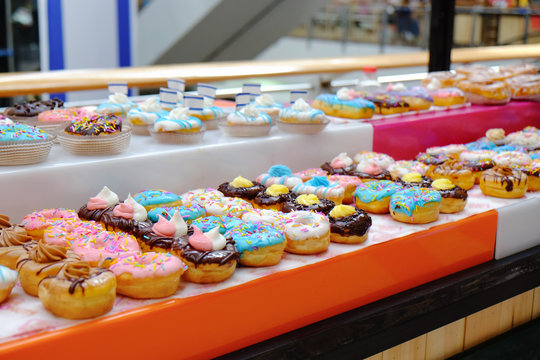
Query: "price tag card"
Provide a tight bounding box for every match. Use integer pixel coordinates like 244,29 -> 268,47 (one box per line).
184,95 -> 204,114
235,93 -> 251,110
291,90 -> 308,103
159,87 -> 177,109
197,83 -> 217,100
168,79 -> 185,92
108,82 -> 128,95
242,83 -> 261,99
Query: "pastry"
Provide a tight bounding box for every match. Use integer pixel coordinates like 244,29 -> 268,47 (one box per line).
96,92 -> 136,117
328,205 -> 371,244
0,265 -> 18,304
21,208 -> 79,239
220,104 -> 272,137
253,184 -> 292,211
431,179 -> 468,214
311,89 -> 375,119
256,165 -> 303,190
282,194 -> 335,215
430,160 -> 475,190
225,222 -> 286,266
217,176 -> 265,203
292,176 -> 345,205
4,98 -> 64,121
364,93 -> 410,115
282,211 -> 330,254
480,166 -> 528,198
390,188 -> 442,224
151,107 -> 204,143
354,180 -> 402,214
133,189 -> 182,211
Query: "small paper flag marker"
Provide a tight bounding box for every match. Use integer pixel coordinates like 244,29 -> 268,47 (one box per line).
235,93 -> 251,110
197,83 -> 217,106
291,90 -> 308,103
108,82 -> 128,95
242,83 -> 261,99
167,79 -> 185,92
159,87 -> 177,109
184,95 -> 204,115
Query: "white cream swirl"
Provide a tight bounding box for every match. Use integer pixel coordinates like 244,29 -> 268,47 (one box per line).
332,152 -> 354,167
95,186 -> 119,207
138,96 -> 162,113
169,107 -> 191,120
124,194 -> 148,222
254,94 -> 276,107
227,105 -> 271,125
291,98 -> 311,111
170,210 -> 187,237
206,227 -> 226,250
108,92 -> 130,104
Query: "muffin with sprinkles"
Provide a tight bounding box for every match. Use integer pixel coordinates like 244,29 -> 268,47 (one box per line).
0,120 -> 54,165
64,114 -> 122,136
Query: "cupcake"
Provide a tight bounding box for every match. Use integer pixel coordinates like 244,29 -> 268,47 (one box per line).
96,92 -> 136,118
277,98 -> 328,134
150,107 -> 204,144
188,96 -> 225,130
251,93 -> 284,122
127,96 -> 168,135
4,98 -> 64,122
0,120 -> 54,165
219,104 -> 272,137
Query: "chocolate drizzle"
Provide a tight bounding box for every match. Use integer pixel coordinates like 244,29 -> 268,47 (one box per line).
253,191 -> 292,207
433,185 -> 468,200
172,227 -> 239,266
329,209 -> 372,236
483,166 -> 527,192
463,159 -> 495,172
320,162 -> 354,176
396,176 -> 433,188
415,152 -> 450,166
217,181 -> 265,201
352,169 -> 392,181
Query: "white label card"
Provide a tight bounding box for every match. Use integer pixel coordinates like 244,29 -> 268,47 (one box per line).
184,95 -> 204,114
108,82 -> 128,95
235,93 -> 251,110
159,87 -> 177,108
242,83 -> 261,98
291,90 -> 308,103
197,83 -> 216,100
168,79 -> 185,92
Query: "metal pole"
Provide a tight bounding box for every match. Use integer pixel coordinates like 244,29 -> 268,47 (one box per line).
341,5 -> 349,51
428,0 -> 456,72
523,9 -> 530,44
379,7 -> 388,54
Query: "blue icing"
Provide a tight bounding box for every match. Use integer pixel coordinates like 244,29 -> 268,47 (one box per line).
280,107 -> 325,122
315,94 -> 375,110
268,165 -> 292,177
225,222 -> 285,253
530,150 -> 540,160
494,145 -> 528,153
466,139 -> 496,151
155,114 -> 202,129
147,205 -> 205,223
232,111 -> 271,124
191,216 -> 244,234
306,176 -> 329,187
390,188 -> 441,217
133,189 -> 181,206
355,181 -> 402,203
0,123 -> 51,141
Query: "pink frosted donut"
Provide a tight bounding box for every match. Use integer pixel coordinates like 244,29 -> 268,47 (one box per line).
180,188 -> 223,206
43,220 -> 104,248
109,252 -> 186,298
292,168 -> 327,181
37,108 -> 89,123
70,230 -> 140,267
22,208 -> 79,238
204,197 -> 253,217
493,151 -> 532,166
327,174 -> 363,204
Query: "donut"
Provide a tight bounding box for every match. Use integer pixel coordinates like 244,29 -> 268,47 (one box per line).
282,194 -> 335,215
529,150 -> 540,161
147,204 -> 205,224
132,211 -> 188,253
38,261 -> 116,319
292,167 -> 328,182
480,166 -> 528,198
492,151 -> 532,167
204,197 -> 253,218
0,265 -> 18,304
217,176 -> 265,202
462,159 -> 496,184
64,114 -> 122,136
282,211 -> 330,254
95,92 -> 136,117
388,87 -> 433,111
21,208 -> 79,239
505,131 -> 540,150
109,252 -> 186,298
353,161 -> 393,182
327,174 -> 363,204
133,189 -> 182,211
17,241 -> 80,296
466,138 -> 497,151
354,180 -> 402,214
70,230 -> 140,267
395,172 -> 433,188
171,226 -> 240,283
180,188 -> 224,206
225,222 -> 286,266
431,179 -> 468,214
390,188 -> 442,224
459,150 -> 497,162
387,160 -> 429,180
353,151 -> 395,170
256,165 -> 304,190
416,152 -> 452,176
43,220 -> 104,248
253,184 -> 292,211
484,128 -> 506,146
429,88 -> 467,107
0,214 -> 10,229
38,108 -> 89,123
499,63 -> 537,76
430,160 -> 475,190
328,205 -> 372,244
457,80 -> 511,105
0,241 -> 36,270
364,93 -> 410,115
0,222 -> 34,269
505,74 -> 540,100
311,91 -> 375,119
190,216 -> 245,234
321,153 -> 356,175
241,209 -> 287,230
4,97 -> 64,120
510,160 -> 540,191
426,144 -> 467,160
421,71 -> 466,88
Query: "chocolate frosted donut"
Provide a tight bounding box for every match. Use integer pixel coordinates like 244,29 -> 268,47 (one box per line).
352,169 -> 393,181
78,205 -> 150,233
462,159 -> 495,172
435,185 -> 468,200
171,228 -> 239,266
320,162 -> 355,175
329,208 -> 372,237
64,114 -> 121,136
253,190 -> 292,208
415,152 -> 451,166
5,98 -> 64,118
217,180 -> 265,201
396,175 -> 432,188
282,194 -> 335,215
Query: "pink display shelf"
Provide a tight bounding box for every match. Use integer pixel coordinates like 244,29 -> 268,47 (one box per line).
372,101 -> 540,160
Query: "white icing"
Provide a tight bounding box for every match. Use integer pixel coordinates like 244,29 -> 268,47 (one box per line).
505,131 -> 540,149
426,144 -> 467,156
283,211 -> 329,241
353,151 -> 395,169
291,98 -> 311,111
493,151 -> 532,166
168,106 -> 190,120
241,209 -> 286,230
241,104 -> 260,118
426,78 -> 442,91
459,150 -> 497,162
124,194 -> 148,222
206,227 -> 226,250
170,210 -> 187,237
0,265 -> 18,289
0,119 -> 14,126
332,152 -> 354,167
139,96 -> 162,113
227,105 -> 270,125
254,94 -> 276,107
108,92 -> 129,104
292,183 -> 344,199
390,83 -> 407,91
180,188 -> 223,206
336,87 -> 352,100
204,197 -> 252,217
255,173 -> 303,189
95,186 -> 119,207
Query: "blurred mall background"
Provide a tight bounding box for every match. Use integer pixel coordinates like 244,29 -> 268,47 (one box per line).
1,0 -> 540,105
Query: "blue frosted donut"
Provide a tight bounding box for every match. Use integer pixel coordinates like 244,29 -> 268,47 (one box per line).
132,189 -> 182,210
225,222 -> 286,266
147,204 -> 205,223
390,187 -> 441,224
190,216 -> 244,234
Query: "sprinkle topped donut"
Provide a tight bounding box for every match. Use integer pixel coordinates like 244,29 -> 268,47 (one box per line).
492,151 -> 532,167
225,222 -> 286,266
353,151 -> 395,170
390,188 -> 441,224
204,197 -> 253,218
321,153 -> 356,175
292,176 -> 345,205
147,204 -> 205,223
64,114 -> 122,136
190,216 -> 244,234
70,230 -> 140,267
0,123 -> 51,142
133,189 -> 182,211
387,160 -> 429,179
22,209 -> 79,238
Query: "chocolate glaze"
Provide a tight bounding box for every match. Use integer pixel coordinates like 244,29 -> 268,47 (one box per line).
396,176 -> 433,188
415,152 -> 450,166
352,169 -> 393,181
39,268 -> 109,295
132,222 -> 187,251
463,159 -> 495,172
6,98 -> 64,117
171,227 -> 239,266
320,162 -> 355,176
365,94 -> 409,109
330,209 -> 372,236
64,114 -> 121,136
253,191 -> 292,207
433,185 -> 468,200
217,181 -> 265,201
282,194 -> 335,215
483,166 -> 527,192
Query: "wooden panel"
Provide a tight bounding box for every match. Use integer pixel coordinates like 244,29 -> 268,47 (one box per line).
533,286 -> 540,320
364,353 -> 383,360
382,334 -> 427,360
512,290 -> 534,327
463,297 -> 514,350
425,319 -> 465,360
1,44 -> 540,96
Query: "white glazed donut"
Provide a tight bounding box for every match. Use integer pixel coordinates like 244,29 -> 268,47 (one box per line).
204,197 -> 253,218
492,151 -> 532,166
241,209 -> 286,230
282,211 -> 330,254
459,150 -> 497,162
353,151 -> 395,169
426,144 -> 467,157
180,188 -> 223,206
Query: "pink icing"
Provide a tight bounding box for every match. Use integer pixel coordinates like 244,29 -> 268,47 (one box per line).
327,175 -> 363,187
70,231 -> 140,265
43,220 -> 103,247
152,215 -> 176,237
109,252 -> 185,278
330,158 -> 347,169
188,226 -> 213,251
113,203 -> 134,219
87,197 -> 108,210
21,209 -> 79,231
292,168 -> 327,181
362,164 -> 382,175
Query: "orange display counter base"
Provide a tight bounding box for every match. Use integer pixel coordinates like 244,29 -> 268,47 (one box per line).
0,211 -> 496,360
